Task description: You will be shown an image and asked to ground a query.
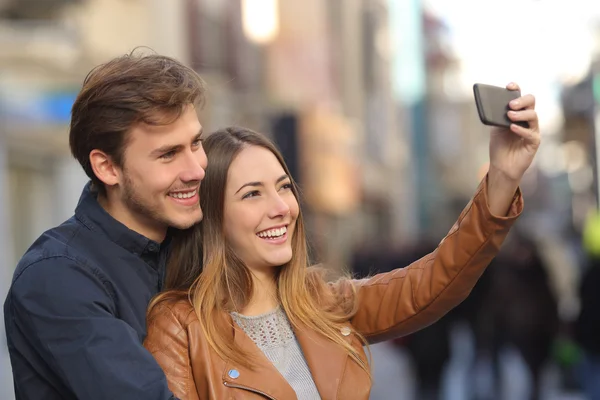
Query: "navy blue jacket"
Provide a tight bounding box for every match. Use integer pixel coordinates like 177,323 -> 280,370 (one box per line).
4,183 -> 177,399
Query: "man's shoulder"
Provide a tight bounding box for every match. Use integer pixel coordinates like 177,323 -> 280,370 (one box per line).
9,216 -> 112,296
13,208 -> 124,272
10,254 -> 104,298
13,217 -> 86,276
7,251 -> 117,320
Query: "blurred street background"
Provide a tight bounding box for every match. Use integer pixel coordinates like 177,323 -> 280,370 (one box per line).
2,0 -> 600,399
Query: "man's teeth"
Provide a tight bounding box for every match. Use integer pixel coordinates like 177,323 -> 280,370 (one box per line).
169,190 -> 196,199
257,226 -> 287,238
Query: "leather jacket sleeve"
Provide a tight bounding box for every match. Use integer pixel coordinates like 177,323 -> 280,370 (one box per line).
145,303 -> 200,400
342,176 -> 523,343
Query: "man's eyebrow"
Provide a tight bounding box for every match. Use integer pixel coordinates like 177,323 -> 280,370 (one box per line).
150,144 -> 182,157
149,129 -> 203,157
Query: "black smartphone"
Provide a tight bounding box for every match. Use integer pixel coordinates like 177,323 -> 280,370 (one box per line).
473,83 -> 529,129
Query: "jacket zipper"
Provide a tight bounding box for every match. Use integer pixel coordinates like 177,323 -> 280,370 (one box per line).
223,381 -> 276,399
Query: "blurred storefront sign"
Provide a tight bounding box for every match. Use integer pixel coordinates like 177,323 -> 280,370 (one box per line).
388,0 -> 433,234
262,0 -> 359,215
0,84 -> 76,157
0,87 -> 76,124
241,0 -> 279,45
389,0 -> 426,106
264,0 -> 335,106
298,107 -> 361,215
0,0 -> 81,19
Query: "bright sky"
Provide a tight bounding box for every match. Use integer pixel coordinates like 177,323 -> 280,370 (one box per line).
424,0 -> 600,133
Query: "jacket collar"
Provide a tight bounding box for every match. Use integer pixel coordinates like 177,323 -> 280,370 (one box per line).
221,313 -> 352,400
294,320 -> 351,400
222,322 -> 296,399
74,181 -> 168,257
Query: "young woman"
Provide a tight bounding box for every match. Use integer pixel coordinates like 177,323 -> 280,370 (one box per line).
145,83 -> 540,400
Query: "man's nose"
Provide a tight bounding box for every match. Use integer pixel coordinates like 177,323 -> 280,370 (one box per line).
180,147 -> 207,182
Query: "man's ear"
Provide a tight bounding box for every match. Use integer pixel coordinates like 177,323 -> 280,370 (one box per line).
89,149 -> 121,187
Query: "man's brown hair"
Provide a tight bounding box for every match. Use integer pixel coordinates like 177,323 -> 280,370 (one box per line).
69,49 -> 206,193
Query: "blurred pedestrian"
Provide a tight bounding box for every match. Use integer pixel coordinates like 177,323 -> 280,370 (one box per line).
575,212 -> 600,400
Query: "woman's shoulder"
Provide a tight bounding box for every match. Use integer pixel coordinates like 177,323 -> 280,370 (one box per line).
307,265 -> 358,314
147,292 -> 199,329
308,264 -> 356,290
144,294 -> 202,373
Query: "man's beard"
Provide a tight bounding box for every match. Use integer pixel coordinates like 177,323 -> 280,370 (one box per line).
121,172 -> 201,231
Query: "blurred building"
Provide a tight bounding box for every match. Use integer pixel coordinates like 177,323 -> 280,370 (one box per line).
0,0 -> 197,265
0,0 -> 415,298
2,1 -> 600,399
0,2 -> 194,398
0,2 -> 416,394
182,0 -> 413,268
263,0 -> 411,267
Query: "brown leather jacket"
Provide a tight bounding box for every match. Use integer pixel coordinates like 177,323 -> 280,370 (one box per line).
144,179 -> 523,400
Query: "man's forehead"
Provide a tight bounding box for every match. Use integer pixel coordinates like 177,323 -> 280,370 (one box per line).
129,117 -> 202,142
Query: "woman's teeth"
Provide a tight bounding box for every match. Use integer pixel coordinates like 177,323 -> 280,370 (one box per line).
257,226 -> 287,238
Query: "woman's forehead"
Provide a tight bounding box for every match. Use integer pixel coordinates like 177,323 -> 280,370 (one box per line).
227,146 -> 286,185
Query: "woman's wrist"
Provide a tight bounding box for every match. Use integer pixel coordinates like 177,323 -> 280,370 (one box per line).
486,166 -> 520,217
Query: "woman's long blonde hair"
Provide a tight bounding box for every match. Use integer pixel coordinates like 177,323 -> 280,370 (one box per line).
149,126 -> 370,376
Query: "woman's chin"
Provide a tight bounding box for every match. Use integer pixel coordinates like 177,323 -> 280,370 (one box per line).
263,253 -> 293,268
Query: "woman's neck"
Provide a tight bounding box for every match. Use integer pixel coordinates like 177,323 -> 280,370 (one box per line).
241,269 -> 279,316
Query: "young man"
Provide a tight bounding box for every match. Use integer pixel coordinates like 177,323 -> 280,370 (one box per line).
4,51 -> 207,399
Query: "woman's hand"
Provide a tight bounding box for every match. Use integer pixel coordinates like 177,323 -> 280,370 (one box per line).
486,82 -> 541,216
488,82 -> 541,182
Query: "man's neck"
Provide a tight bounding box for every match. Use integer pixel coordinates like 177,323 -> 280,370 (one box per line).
97,194 -> 166,243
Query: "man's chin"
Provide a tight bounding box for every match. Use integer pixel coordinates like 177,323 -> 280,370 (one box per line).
168,212 -> 203,231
